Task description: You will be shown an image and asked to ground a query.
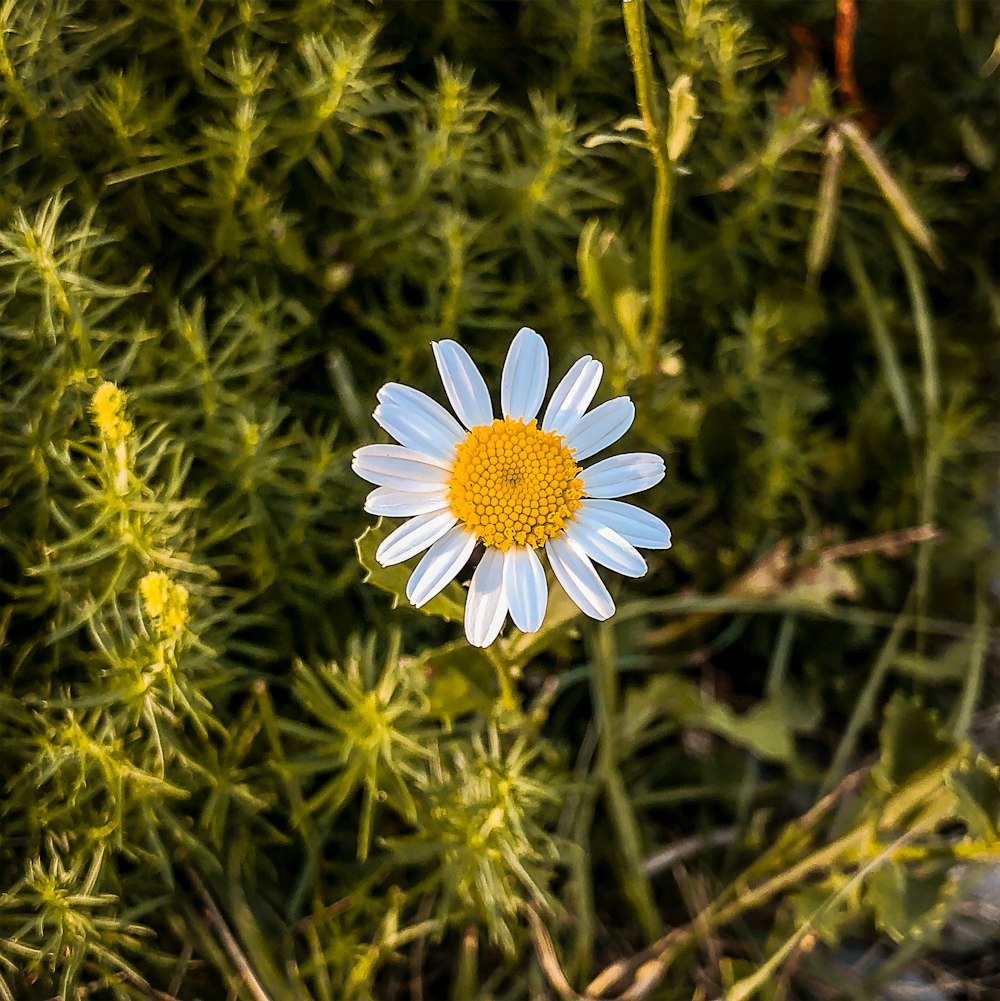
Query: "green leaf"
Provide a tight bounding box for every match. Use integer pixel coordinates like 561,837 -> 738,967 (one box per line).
788,872 -> 859,944
866,864 -> 952,941
784,560 -> 859,607
355,520 -> 466,623
622,674 -> 800,763
416,639 -> 496,724
721,699 -> 796,762
893,638 -> 974,683
577,219 -> 647,348
875,693 -> 952,788
946,755 -> 1000,842
769,680 -> 823,733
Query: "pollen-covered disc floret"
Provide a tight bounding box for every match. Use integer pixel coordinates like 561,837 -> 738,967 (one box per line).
448,418 -> 583,550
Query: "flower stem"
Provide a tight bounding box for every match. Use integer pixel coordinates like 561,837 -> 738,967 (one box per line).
487,645 -> 518,711
622,0 -> 674,380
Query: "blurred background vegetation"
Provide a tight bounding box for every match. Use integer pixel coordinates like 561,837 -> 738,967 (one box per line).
1,1 -> 998,998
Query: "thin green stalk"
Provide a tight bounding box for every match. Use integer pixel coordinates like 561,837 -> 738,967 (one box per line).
619,592 -> 992,643
622,0 -> 674,379
450,926 -> 479,1001
843,231 -> 918,439
731,616 -> 797,864
892,227 -> 941,651
486,645 -> 518,711
822,593 -> 912,794
566,831 -> 596,982
591,621 -> 663,941
253,677 -> 334,1001
766,616 -> 796,697
891,228 -> 940,418
950,593 -> 987,740
635,781 -> 784,808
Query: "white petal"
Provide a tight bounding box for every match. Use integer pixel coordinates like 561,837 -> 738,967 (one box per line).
465,549 -> 509,647
353,444 -> 452,491
564,515 -> 646,578
365,487 -> 450,518
376,510 -> 457,567
502,545 -> 548,633
563,397 -> 635,461
377,382 -> 466,441
545,535 -> 615,621
373,398 -> 463,463
500,327 -> 549,422
432,340 -> 492,429
406,526 -> 477,608
580,453 -> 665,498
579,499 -> 672,550
542,355 -> 603,435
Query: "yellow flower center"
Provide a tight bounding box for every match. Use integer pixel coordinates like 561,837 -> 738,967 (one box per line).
447,418 -> 583,551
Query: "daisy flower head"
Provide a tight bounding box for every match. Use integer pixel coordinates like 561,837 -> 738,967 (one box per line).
353,328 -> 671,647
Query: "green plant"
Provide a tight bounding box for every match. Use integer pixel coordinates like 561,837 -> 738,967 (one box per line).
1,1 -> 997,998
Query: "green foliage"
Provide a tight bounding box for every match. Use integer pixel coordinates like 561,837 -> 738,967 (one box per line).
356,521 -> 467,623
1,0 -> 998,998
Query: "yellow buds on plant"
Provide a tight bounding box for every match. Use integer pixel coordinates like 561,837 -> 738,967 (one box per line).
91,382 -> 133,443
139,571 -> 190,634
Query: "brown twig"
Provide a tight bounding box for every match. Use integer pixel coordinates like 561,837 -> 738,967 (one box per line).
407,890 -> 437,1001
186,867 -> 272,1001
525,905 -> 583,1001
818,523 -> 945,563
834,0 -> 861,109
643,828 -> 739,877
778,26 -> 821,116
289,895 -> 353,932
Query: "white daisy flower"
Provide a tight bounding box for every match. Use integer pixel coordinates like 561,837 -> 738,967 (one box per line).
353,327 -> 672,647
